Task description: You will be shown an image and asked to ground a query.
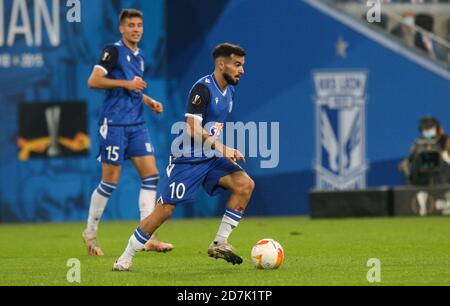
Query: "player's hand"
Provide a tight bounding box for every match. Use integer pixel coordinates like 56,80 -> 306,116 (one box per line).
223,146 -> 246,164
232,149 -> 246,163
148,100 -> 163,114
127,77 -> 147,92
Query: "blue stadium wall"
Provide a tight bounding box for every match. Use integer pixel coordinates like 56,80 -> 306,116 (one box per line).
0,0 -> 168,222
1,0 -> 449,222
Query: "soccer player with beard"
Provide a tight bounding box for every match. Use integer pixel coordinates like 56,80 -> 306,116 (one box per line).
113,43 -> 255,271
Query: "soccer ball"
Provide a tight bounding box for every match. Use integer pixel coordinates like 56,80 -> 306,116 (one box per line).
251,238 -> 284,269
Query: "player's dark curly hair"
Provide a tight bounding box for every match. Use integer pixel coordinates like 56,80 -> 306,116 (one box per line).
213,43 -> 246,61
119,9 -> 143,24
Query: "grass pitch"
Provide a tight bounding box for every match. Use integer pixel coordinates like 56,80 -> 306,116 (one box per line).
0,216 -> 449,286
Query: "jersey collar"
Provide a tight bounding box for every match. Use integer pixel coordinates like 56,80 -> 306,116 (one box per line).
119,40 -> 140,56
211,74 -> 228,97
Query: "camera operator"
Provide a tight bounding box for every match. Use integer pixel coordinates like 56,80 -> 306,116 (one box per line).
399,116 -> 450,186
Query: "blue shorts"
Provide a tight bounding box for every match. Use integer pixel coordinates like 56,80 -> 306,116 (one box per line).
159,158 -> 244,205
98,124 -> 154,166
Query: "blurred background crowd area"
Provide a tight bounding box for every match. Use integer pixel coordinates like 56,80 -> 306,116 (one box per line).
328,0 -> 450,68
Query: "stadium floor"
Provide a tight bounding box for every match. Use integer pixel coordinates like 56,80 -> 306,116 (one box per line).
0,217 -> 449,286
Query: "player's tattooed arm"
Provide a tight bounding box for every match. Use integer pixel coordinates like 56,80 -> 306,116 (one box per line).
185,84 -> 245,163
186,117 -> 245,164
143,95 -> 163,114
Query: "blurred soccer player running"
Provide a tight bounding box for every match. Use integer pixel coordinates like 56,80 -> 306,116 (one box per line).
113,43 -> 254,271
83,9 -> 173,256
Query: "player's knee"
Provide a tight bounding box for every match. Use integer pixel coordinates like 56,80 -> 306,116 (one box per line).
248,177 -> 255,193
245,177 -> 255,197
102,164 -> 122,182
233,176 -> 255,198
164,204 -> 176,214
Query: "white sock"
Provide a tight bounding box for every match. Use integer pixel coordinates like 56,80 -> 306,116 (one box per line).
214,208 -> 244,243
86,181 -> 117,233
121,227 -> 151,260
214,222 -> 235,244
139,175 -> 159,221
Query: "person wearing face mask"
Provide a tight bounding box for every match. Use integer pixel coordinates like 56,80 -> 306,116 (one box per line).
399,116 -> 450,186
391,10 -> 416,49
419,116 -> 448,151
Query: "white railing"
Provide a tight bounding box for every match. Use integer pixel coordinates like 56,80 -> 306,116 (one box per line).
324,0 -> 450,69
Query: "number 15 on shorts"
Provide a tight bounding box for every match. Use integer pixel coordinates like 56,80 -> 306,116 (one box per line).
106,146 -> 120,162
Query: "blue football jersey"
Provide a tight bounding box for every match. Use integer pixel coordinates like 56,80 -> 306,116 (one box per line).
95,40 -> 146,126
172,74 -> 235,163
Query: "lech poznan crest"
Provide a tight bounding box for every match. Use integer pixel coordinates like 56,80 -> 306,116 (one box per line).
313,71 -> 368,190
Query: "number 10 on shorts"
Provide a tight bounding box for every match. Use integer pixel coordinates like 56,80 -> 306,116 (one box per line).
169,182 -> 186,199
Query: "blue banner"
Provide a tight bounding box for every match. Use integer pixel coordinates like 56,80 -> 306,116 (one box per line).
1,0 -> 449,222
